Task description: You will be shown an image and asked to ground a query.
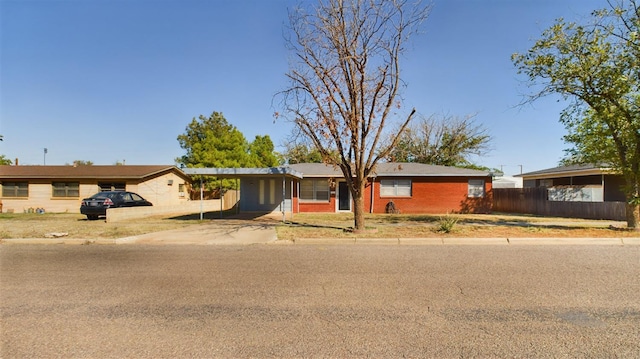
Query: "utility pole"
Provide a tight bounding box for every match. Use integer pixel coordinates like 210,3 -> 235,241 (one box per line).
43,148 -> 48,165
499,164 -> 523,175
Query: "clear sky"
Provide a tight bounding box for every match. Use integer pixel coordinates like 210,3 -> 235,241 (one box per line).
1,0 -> 604,175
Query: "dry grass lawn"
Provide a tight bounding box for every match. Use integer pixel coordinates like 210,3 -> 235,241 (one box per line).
275,213 -> 638,240
0,213 -> 206,240
1,212 -> 637,240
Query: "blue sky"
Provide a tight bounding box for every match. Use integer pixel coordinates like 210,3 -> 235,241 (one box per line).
1,0 -> 603,175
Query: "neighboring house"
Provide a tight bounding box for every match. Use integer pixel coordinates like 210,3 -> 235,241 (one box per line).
494,164 -> 626,220
519,164 -> 625,202
0,165 -> 191,213
492,176 -> 523,189
186,163 -> 493,216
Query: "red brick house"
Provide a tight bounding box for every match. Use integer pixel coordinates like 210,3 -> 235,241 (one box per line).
289,163 -> 492,214
180,163 -> 495,217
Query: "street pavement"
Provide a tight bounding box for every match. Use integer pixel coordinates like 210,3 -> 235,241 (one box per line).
1,243 -> 639,358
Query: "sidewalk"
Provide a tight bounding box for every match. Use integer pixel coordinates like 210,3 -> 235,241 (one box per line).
2,234 -> 639,246
290,237 -> 640,245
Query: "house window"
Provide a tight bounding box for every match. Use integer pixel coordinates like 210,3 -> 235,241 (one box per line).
300,179 -> 329,201
468,179 -> 485,198
539,179 -> 553,188
178,183 -> 185,198
52,182 -> 80,198
1,182 -> 28,198
380,179 -> 412,197
99,182 -> 126,192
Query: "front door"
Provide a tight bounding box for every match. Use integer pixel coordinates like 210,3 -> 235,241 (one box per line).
338,182 -> 351,211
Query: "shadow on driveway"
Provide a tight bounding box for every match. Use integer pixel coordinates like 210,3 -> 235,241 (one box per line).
117,213 -> 280,245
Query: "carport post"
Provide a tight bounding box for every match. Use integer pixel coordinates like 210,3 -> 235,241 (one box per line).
200,178 -> 203,221
220,178 -> 223,219
282,175 -> 286,222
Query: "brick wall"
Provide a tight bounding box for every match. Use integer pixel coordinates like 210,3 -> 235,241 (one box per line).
1,172 -> 191,213
368,177 -> 492,214
292,176 -> 492,214
298,196 -> 336,212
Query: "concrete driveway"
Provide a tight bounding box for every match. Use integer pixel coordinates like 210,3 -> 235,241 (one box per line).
115,218 -> 279,245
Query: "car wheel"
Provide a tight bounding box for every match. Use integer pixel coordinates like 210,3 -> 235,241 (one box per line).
86,215 -> 99,220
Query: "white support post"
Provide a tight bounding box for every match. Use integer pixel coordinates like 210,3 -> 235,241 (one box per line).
200,178 -> 203,221
281,175 -> 286,222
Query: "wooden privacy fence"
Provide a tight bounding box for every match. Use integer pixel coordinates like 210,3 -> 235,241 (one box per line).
493,188 -> 626,221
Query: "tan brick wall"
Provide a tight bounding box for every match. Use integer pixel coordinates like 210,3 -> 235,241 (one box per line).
1,182 -> 87,213
0,173 -> 190,213
106,199 -> 223,222
106,191 -> 239,222
134,172 -> 189,207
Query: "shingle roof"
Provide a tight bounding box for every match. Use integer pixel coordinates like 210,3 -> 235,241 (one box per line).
0,165 -> 185,180
289,162 -> 491,177
1,163 -> 490,181
288,163 -> 343,177
518,164 -> 612,178
374,162 -> 491,177
183,167 -> 303,179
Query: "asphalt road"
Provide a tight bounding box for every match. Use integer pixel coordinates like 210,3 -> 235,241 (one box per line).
1,244 -> 639,358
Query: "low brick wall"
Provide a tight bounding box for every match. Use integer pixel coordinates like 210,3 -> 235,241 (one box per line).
106,199 -> 230,223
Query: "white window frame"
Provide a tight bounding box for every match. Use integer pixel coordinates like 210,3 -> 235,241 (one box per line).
468,179 -> 485,198
300,179 -> 330,202
380,179 -> 412,197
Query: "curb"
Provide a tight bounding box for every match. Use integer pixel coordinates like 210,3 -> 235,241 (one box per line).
2,237 -> 639,246
508,237 -> 626,245
291,237 -> 640,245
1,238 -> 116,245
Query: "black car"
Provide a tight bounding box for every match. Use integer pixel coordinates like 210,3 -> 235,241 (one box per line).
80,191 -> 152,220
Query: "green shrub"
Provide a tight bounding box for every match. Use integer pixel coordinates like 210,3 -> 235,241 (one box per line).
437,215 -> 459,233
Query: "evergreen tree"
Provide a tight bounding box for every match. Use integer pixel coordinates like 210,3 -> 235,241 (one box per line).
177,112 -> 251,191
248,135 -> 281,167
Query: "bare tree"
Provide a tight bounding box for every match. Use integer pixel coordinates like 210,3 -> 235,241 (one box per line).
387,113 -> 492,168
278,0 -> 431,230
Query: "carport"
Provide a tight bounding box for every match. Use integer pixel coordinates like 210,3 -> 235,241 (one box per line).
182,167 -> 303,221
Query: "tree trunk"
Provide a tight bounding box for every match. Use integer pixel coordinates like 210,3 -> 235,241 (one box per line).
352,184 -> 366,231
626,202 -> 639,230
623,175 -> 639,230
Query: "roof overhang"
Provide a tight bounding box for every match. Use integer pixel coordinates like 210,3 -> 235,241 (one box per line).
0,165 -> 188,180
371,172 -> 493,177
518,167 -> 614,180
183,167 -> 303,179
